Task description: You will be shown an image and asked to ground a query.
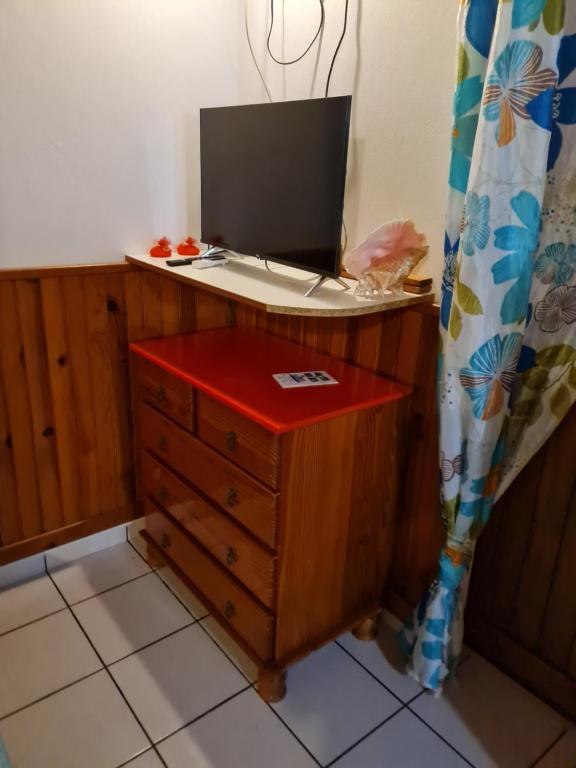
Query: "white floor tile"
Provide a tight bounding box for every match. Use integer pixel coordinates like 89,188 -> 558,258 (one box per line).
72,572 -> 192,664
110,624 -> 247,742
410,651 -> 567,768
200,616 -> 259,683
157,566 -> 210,619
338,625 -> 422,702
0,610 -> 102,718
0,554 -> 45,588
124,748 -> 165,768
0,574 -> 66,635
536,728 -> 576,767
333,708 -> 469,767
49,541 -> 151,604
159,688 -> 317,768
0,671 -> 149,768
45,523 -> 127,569
272,642 -> 402,765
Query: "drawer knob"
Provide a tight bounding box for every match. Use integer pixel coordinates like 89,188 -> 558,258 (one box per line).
158,486 -> 168,504
160,532 -> 171,550
226,431 -> 237,451
155,386 -> 165,403
224,601 -> 236,620
226,546 -> 238,566
227,488 -> 238,507
158,435 -> 167,452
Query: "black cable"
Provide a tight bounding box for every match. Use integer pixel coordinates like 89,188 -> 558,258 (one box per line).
325,0 -> 350,97
266,0 -> 325,66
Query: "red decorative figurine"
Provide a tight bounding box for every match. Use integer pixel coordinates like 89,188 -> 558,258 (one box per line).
149,237 -> 172,258
177,237 -> 200,256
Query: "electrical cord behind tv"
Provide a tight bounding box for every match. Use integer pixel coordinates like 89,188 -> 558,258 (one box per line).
266,0 -> 325,65
325,0 -> 350,97
245,0 -> 273,102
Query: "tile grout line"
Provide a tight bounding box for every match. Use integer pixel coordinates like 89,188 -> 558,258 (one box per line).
323,705 -> 409,768
45,569 -> 170,768
125,536 -> 259,684
128,541 -> 322,768
263,701 -> 324,768
0,541 -> 157,640
153,684 -> 252,748
0,668 -> 103,724
127,535 -> 324,764
0,606 -> 69,640
528,728 -> 568,768
194,618 -> 255,685
406,704 -> 477,767
127,537 -> 209,623
334,638 -> 409,706
24,545 -> 475,768
128,533 -> 476,767
108,621 -> 197,667
128,534 -> 429,767
66,569 -> 154,607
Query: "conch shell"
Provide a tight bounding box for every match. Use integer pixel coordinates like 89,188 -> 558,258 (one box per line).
344,220 -> 429,294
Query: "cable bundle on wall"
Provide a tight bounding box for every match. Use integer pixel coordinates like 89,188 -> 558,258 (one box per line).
245,0 -> 351,101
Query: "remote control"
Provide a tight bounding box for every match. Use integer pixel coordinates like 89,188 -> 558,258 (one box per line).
166,258 -> 193,267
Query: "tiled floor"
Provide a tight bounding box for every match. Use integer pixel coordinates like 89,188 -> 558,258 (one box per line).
0,528 -> 573,768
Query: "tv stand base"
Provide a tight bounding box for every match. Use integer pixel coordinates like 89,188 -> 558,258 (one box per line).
305,275 -> 351,297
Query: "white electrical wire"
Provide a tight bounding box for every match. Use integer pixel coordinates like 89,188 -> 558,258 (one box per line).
244,0 -> 273,102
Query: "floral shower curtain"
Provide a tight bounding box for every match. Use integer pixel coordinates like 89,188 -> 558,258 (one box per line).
400,0 -> 576,692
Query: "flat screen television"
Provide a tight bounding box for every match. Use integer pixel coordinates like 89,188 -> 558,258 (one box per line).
200,96 -> 352,279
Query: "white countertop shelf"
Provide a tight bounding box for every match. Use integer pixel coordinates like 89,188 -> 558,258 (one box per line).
126,253 -> 434,317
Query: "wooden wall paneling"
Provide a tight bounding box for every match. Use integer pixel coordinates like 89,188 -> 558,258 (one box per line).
61,276 -> 100,518
0,367 -> 22,545
234,303 -> 258,330
0,281 -> 43,539
376,311 -> 404,378
510,415 -> 576,651
193,289 -> 234,331
141,271 -> 164,338
105,272 -> 134,511
466,612 -> 576,720
539,489 -> 576,670
0,507 -> 136,567
124,270 -> 146,342
468,448 -> 545,630
0,263 -> 135,281
179,283 -> 199,334
350,314 -> 386,372
388,307 -> 443,606
40,278 -> 82,526
15,280 -> 63,533
83,274 -> 133,514
328,317 -> 350,360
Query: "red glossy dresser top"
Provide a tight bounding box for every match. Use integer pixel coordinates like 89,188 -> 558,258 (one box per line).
130,328 -> 410,434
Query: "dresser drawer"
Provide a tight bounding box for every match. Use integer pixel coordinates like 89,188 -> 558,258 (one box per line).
142,452 -> 276,607
133,355 -> 194,432
145,502 -> 274,662
197,393 -> 279,488
139,402 -> 278,548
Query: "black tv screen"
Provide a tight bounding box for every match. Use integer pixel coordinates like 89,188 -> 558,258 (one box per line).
200,96 -> 351,278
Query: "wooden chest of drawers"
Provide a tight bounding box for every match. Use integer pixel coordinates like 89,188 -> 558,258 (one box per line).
130,327 -> 409,701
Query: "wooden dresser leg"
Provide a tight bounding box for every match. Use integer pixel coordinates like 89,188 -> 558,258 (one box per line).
352,613 -> 380,642
145,540 -> 164,569
257,670 -> 287,703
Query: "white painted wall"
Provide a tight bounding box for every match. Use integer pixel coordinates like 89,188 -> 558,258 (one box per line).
0,0 -> 457,291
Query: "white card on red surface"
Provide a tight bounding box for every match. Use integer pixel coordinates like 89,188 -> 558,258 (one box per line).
272,371 -> 339,389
